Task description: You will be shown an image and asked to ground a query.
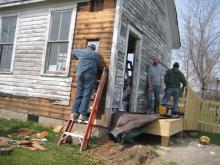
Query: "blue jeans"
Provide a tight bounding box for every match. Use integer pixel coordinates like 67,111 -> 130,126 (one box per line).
162,88 -> 180,112
72,69 -> 95,116
147,85 -> 160,113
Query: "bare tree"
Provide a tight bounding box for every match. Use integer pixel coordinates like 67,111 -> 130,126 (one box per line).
178,0 -> 220,98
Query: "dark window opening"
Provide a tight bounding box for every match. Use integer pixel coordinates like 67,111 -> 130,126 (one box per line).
27,114 -> 39,123
122,33 -> 138,112
77,2 -> 88,11
114,0 -> 117,7
91,0 -> 104,12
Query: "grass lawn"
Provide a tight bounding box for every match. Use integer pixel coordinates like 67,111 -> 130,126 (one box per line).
0,119 -> 100,165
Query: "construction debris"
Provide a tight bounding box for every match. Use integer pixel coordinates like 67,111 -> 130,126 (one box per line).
0,127 -> 49,152
53,125 -> 63,133
36,131 -> 48,139
0,137 -> 9,146
32,142 -> 47,151
8,128 -> 35,137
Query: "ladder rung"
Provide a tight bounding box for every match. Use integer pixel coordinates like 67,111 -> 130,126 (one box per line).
64,131 -> 84,139
75,119 -> 89,124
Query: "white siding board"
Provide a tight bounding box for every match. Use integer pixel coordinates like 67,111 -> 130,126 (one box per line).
19,26 -> 47,31
0,89 -> 70,103
14,58 -> 42,63
15,50 -> 44,54
16,41 -> 45,46
17,33 -> 45,38
17,37 -> 46,42
0,84 -> 70,95
0,77 -> 72,86
19,20 -> 48,26
0,74 -> 72,82
0,81 -> 71,91
13,66 -> 41,70
19,29 -> 47,34
16,46 -> 45,50
14,71 -> 41,75
14,63 -> 41,67
19,16 -> 48,22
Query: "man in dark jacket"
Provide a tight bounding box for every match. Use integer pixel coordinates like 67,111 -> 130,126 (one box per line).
162,62 -> 186,113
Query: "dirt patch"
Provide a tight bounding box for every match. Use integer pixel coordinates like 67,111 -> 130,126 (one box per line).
86,140 -> 158,165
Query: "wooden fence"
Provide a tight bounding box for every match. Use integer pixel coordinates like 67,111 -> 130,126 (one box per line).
184,87 -> 220,133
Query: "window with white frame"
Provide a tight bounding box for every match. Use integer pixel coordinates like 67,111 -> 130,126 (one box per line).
0,16 -> 17,71
45,9 -> 72,74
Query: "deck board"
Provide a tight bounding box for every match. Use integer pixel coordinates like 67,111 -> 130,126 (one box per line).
144,118 -> 184,137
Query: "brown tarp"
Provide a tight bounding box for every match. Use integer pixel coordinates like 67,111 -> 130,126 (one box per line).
110,113 -> 159,140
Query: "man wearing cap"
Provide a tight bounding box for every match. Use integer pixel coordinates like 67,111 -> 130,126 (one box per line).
162,62 -> 187,114
147,55 -> 162,114
71,44 -> 100,121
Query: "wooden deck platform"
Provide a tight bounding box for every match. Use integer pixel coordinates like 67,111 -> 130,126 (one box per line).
144,118 -> 184,146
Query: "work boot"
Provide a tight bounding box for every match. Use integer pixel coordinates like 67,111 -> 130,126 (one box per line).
79,115 -> 88,121
72,113 -> 80,120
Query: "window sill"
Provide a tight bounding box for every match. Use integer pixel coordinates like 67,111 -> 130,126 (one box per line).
41,73 -> 70,78
0,71 -> 13,75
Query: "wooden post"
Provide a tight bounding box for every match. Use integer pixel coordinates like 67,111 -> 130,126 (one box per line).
161,136 -> 170,146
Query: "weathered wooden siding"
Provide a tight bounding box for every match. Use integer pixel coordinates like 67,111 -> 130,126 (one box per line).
112,0 -> 172,112
0,0 -> 116,120
0,1 -> 77,105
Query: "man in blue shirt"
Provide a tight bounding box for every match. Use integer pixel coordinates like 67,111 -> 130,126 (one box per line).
71,44 -> 100,121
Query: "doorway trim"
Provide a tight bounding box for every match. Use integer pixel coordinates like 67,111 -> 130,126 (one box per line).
122,24 -> 143,112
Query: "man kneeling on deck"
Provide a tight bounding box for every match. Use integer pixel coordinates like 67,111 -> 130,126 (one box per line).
71,44 -> 100,121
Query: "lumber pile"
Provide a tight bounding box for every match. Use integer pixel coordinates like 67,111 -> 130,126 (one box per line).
0,128 -> 49,152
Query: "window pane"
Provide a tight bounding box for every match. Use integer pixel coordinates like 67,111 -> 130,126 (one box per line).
8,16 -> 17,42
47,43 -> 58,72
49,12 -> 61,41
1,17 -> 9,43
57,43 -> 68,71
1,16 -> 17,43
0,44 -> 13,70
59,10 -> 72,40
46,42 -> 68,72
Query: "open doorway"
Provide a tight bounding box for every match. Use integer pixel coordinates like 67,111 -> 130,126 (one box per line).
122,33 -> 138,112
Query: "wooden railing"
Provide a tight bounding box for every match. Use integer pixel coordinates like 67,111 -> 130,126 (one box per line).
199,101 -> 220,133
184,87 -> 220,133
